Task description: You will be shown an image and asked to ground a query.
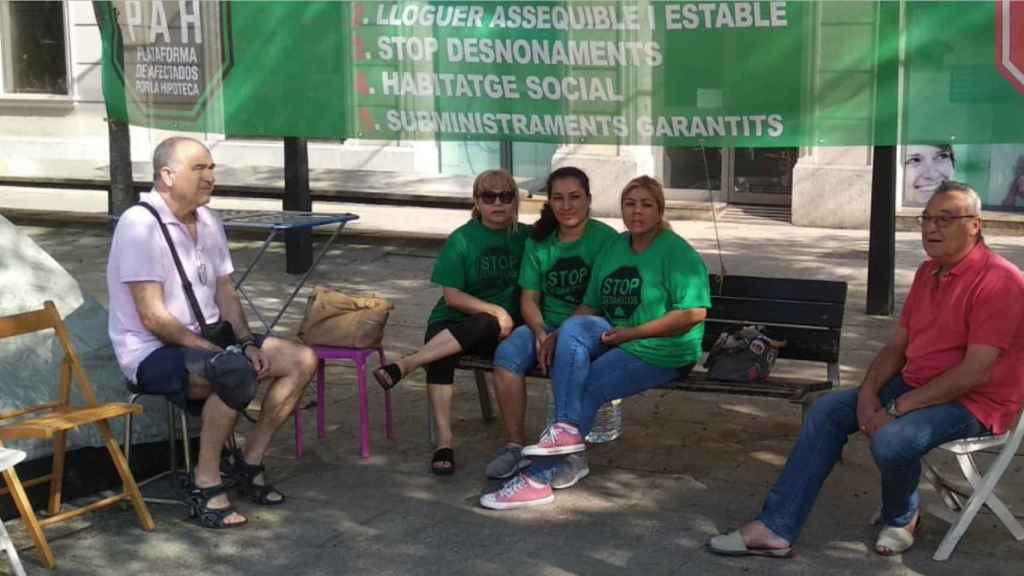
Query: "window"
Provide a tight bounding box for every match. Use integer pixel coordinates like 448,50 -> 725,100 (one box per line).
0,0 -> 69,96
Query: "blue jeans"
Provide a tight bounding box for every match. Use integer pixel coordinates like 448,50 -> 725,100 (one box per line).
758,375 -> 987,543
551,315 -> 681,435
526,316 -> 683,484
493,324 -> 554,376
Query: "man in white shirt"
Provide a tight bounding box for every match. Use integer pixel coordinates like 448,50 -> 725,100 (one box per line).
107,136 -> 317,528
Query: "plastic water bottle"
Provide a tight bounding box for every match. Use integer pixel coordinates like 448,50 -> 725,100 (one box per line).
586,399 -> 623,444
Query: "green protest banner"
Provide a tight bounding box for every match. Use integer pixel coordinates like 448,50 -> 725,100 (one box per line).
99,1 -> 1024,147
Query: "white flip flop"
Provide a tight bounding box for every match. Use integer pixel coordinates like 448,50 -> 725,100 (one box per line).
875,516 -> 919,556
707,530 -> 793,558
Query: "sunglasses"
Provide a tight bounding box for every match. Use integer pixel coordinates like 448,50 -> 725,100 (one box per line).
479,190 -> 516,205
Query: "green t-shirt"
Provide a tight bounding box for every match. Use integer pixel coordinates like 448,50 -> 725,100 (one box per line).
582,228 -> 711,368
519,219 -> 618,327
427,219 -> 531,325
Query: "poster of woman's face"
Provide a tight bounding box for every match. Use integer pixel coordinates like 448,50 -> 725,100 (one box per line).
903,144 -> 956,205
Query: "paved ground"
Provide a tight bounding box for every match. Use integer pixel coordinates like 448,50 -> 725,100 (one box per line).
2,193 -> 1023,575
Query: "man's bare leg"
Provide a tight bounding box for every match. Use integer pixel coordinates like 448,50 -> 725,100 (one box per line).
238,338 -> 317,497
189,378 -> 245,525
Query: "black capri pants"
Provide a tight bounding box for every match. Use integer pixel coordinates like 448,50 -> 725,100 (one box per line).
423,313 -> 502,385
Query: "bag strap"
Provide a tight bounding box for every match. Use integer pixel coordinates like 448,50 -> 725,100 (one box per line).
134,202 -> 210,331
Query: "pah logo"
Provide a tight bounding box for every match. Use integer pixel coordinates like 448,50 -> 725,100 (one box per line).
111,0 -> 234,119
996,0 -> 1024,95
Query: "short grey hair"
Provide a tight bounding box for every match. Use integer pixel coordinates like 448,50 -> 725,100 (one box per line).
933,180 -> 982,215
152,137 -> 206,183
933,180 -> 984,241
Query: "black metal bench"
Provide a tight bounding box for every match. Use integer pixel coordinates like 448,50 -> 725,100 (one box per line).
454,274 -> 847,422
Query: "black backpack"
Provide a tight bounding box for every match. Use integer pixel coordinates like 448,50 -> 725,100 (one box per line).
704,325 -> 785,383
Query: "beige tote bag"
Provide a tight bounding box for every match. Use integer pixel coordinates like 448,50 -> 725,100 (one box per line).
297,286 -> 393,349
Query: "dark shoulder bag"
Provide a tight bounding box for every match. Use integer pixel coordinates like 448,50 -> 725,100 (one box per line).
703,325 -> 785,383
135,202 -> 238,349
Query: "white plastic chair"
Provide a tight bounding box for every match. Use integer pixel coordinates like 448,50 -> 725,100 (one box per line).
924,408 -> 1024,561
0,447 -> 27,576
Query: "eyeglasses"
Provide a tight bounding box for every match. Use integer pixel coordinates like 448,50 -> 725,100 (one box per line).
916,214 -> 978,228
479,190 -> 516,205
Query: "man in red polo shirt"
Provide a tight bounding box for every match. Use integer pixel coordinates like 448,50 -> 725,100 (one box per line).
708,181 -> 1024,558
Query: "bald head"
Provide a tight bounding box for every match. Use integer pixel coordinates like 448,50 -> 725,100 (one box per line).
151,137 -> 216,214
152,137 -> 209,186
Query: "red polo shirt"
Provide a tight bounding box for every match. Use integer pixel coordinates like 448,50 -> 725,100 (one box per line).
900,242 -> 1024,434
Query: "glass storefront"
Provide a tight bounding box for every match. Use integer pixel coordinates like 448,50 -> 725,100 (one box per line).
732,147 -> 798,205
664,146 -> 797,206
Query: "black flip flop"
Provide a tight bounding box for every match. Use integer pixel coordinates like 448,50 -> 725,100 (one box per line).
431,448 -> 455,476
374,363 -> 404,390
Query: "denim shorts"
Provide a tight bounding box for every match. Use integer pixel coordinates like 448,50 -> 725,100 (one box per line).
493,324 -> 554,376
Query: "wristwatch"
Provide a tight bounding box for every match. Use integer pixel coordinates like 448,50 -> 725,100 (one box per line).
885,399 -> 902,418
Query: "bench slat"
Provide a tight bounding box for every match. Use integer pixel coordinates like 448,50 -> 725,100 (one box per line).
710,274 -> 847,304
661,370 -> 832,401
709,297 -> 845,329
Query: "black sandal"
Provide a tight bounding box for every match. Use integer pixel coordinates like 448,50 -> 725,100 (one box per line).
431,447 -> 455,476
229,450 -> 286,506
373,363 -> 404,391
185,483 -> 248,529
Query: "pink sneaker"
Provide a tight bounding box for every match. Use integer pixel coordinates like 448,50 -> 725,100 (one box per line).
522,423 -> 585,456
480,474 -> 554,510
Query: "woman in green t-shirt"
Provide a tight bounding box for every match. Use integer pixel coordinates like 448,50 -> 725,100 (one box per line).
373,169 -> 530,475
484,167 -> 617,480
481,175 -> 711,509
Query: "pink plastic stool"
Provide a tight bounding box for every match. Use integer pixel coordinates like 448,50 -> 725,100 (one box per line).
293,346 -> 392,459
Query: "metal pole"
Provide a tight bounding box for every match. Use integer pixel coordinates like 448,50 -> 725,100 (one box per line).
500,141 -> 513,173
865,1 -> 901,316
866,145 -> 896,315
284,137 -> 312,274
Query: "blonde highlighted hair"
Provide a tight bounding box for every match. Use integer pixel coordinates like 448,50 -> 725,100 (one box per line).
620,175 -> 672,230
471,168 -> 520,230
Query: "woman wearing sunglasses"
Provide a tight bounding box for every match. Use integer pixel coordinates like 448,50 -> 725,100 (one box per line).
374,169 -> 529,475
481,175 -> 711,509
483,167 -> 618,481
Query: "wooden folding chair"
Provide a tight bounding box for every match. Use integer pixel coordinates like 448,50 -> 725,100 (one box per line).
0,301 -> 154,569
924,408 -> 1024,561
0,448 -> 27,576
